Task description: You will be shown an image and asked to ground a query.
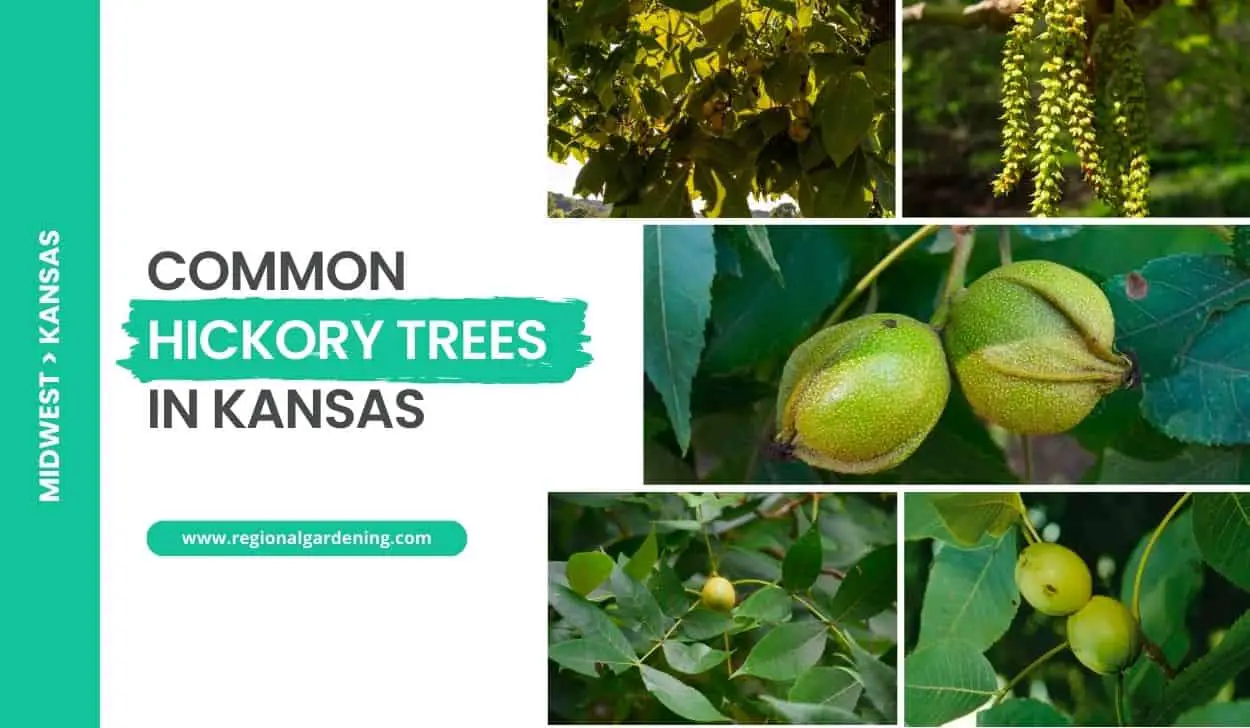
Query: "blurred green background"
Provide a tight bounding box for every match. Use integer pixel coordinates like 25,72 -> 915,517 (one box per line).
902,1 -> 1250,216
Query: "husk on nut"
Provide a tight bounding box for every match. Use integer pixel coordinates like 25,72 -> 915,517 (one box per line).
1067,595 -> 1142,675
942,259 -> 1132,435
774,313 -> 951,474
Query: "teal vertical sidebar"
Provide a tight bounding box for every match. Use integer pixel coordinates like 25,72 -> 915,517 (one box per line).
0,2 -> 100,726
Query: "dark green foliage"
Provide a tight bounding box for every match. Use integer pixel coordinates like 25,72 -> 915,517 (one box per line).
549,492 -> 897,724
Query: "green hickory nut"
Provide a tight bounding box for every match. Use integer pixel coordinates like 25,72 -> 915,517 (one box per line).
1067,595 -> 1143,675
701,575 -> 736,612
774,313 -> 950,474
942,260 -> 1133,435
1015,542 -> 1093,616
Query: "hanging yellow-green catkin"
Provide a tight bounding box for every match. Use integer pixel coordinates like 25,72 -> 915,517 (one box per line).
993,0 -> 1035,197
1096,1 -> 1150,217
1058,0 -> 1101,199
1029,0 -> 1071,217
1115,3 -> 1150,216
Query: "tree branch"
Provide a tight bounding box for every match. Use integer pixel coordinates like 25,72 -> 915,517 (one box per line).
902,0 -> 1024,30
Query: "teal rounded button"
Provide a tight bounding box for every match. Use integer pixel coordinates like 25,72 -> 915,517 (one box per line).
147,520 -> 467,556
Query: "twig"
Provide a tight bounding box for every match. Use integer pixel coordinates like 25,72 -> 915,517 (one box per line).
994,641 -> 1068,704
929,226 -> 976,328
760,494 -> 812,519
902,0 -> 1023,30
823,225 -> 940,328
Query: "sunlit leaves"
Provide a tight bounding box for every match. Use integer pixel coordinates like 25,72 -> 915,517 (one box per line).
567,551 -> 615,596
549,0 -> 891,216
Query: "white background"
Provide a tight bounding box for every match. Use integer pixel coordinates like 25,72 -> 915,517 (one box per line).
101,2 -> 640,725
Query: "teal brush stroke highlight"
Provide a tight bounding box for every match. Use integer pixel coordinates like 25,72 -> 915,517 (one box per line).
119,297 -> 592,383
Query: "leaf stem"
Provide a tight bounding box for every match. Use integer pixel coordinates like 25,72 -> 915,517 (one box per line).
1132,492 -> 1192,620
731,578 -> 776,588
700,503 -> 719,574
822,224 -> 940,328
998,226 -> 1013,265
792,593 -> 853,652
1020,516 -> 1041,546
637,604 -> 697,665
994,641 -> 1068,705
929,227 -> 977,328
793,593 -> 830,623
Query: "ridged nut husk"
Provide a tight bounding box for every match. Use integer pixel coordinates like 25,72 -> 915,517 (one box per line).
775,313 -> 951,474
943,260 -> 1132,435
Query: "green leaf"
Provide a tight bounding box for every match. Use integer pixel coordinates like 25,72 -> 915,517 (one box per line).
1175,701 -> 1250,726
810,150 -> 872,217
574,153 -> 612,197
698,1 -> 741,47
869,154 -> 895,214
643,225 -> 716,453
715,229 -> 743,277
905,493 -> 999,547
692,162 -> 750,219
824,544 -> 896,623
789,665 -> 863,709
735,585 -> 794,623
607,565 -> 670,641
929,493 -> 1025,547
918,531 -> 1020,652
567,551 -> 615,596
783,523 -> 824,591
904,641 -> 997,727
976,699 -> 1072,726
1141,304 -> 1250,445
659,0 -> 718,12
702,225 -> 853,373
763,52 -> 808,107
549,637 -> 636,678
548,584 -> 637,671
758,695 -> 863,724
864,41 -> 894,94
680,609 -> 735,640
1193,492 -> 1250,592
1119,507 -> 1201,657
625,527 -> 660,582
1103,254 -> 1250,383
1099,445 -> 1250,484
818,72 -> 875,165
1146,609 -> 1250,724
1233,226 -> 1250,270
639,664 -> 730,723
849,639 -> 896,722
734,620 -> 827,680
758,0 -> 796,13
651,561 -> 693,617
661,640 -> 730,674
745,226 -> 783,284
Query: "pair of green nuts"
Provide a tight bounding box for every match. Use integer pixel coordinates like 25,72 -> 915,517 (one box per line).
1017,542 -> 1142,674
775,259 -> 1134,474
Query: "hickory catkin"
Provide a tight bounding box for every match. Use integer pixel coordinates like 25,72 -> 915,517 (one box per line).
993,0 -> 1035,197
